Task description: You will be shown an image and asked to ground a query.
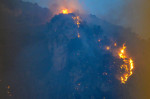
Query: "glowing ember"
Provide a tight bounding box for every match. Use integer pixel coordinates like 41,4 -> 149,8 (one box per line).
118,44 -> 134,84
114,43 -> 117,47
78,33 -> 80,38
7,85 -> 10,89
72,16 -> 81,38
106,46 -> 110,50
72,16 -> 80,28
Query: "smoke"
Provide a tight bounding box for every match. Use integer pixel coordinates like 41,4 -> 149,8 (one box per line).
90,0 -> 150,39
122,0 -> 150,39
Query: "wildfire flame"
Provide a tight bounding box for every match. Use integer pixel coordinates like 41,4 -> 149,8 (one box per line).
51,9 -> 134,84
118,44 -> 134,84
61,9 -> 72,14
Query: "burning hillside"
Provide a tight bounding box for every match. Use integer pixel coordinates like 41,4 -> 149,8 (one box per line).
0,1 -> 139,98
47,11 -> 134,88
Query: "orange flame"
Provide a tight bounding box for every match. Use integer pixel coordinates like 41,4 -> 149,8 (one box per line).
61,9 -> 72,14
62,9 -> 69,14
118,44 -> 134,84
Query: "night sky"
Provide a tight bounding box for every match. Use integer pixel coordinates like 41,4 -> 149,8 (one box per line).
0,0 -> 150,99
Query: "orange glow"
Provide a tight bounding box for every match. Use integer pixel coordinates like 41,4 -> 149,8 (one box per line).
62,9 -> 68,14
72,16 -> 80,28
61,9 -> 72,14
78,33 -> 80,38
72,16 -> 81,38
118,44 -> 134,84
7,85 -> 10,89
114,43 -> 117,46
106,46 -> 110,50
119,44 -> 126,58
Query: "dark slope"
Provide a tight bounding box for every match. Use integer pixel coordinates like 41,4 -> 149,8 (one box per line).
0,0 -> 52,98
